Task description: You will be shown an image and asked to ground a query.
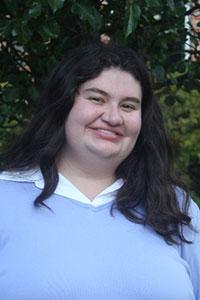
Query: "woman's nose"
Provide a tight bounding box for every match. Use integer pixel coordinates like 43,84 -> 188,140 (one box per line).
101,105 -> 123,126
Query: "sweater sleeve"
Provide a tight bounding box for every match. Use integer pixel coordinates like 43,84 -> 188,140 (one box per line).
180,199 -> 200,300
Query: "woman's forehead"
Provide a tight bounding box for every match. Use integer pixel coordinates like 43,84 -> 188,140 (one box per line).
78,68 -> 142,100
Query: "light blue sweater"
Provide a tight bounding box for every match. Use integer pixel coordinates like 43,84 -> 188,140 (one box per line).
0,178 -> 199,300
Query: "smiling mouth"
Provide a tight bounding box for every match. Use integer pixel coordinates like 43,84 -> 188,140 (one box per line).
91,128 -> 123,141
91,127 -> 123,136
96,128 -> 119,136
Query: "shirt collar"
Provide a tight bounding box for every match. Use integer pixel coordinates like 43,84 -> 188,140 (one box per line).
0,169 -> 124,207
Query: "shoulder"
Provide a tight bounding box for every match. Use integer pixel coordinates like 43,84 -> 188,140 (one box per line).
188,199 -> 200,230
175,187 -> 200,228
179,196 -> 200,299
0,169 -> 42,199
0,178 -> 26,198
0,176 -> 34,194
0,176 -> 40,212
0,176 -> 44,233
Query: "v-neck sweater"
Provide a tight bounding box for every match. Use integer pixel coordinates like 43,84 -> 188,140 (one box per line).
0,173 -> 199,300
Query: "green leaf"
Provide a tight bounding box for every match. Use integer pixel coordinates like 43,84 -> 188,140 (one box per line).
28,86 -> 39,101
0,20 -> 10,37
152,66 -> 166,83
164,95 -> 175,106
176,61 -> 187,74
2,87 -> 19,103
47,0 -> 65,13
144,0 -> 160,7
167,0 -> 175,11
125,3 -> 141,37
39,21 -> 60,41
12,20 -> 32,43
4,0 -> 18,16
28,2 -> 42,18
71,1 -> 102,30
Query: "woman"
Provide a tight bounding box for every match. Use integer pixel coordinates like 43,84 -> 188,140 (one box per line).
0,43 -> 199,300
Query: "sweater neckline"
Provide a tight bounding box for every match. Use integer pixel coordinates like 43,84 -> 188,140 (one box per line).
0,169 -> 124,208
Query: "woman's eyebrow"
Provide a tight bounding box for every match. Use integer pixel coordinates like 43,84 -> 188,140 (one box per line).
83,87 -> 141,103
124,97 -> 141,104
84,87 -> 109,97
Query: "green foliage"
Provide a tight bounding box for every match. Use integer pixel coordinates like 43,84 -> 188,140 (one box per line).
125,1 -> 141,37
0,0 -> 199,203
160,88 -> 200,205
47,0 -> 65,13
71,1 -> 103,30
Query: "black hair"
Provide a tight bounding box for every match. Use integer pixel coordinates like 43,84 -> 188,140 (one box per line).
1,42 -> 192,244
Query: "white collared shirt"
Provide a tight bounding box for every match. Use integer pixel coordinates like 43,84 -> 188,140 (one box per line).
0,169 -> 124,208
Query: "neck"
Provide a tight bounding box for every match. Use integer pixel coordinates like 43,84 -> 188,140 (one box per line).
57,154 -> 117,200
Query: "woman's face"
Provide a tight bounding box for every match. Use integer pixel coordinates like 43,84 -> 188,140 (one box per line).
63,68 -> 142,167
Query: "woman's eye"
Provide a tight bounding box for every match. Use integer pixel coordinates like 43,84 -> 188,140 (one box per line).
88,97 -> 104,103
121,104 -> 136,111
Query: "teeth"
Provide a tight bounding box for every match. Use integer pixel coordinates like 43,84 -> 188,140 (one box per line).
97,129 -> 117,135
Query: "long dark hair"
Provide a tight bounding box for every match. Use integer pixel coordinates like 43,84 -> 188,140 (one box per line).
1,42 -> 192,244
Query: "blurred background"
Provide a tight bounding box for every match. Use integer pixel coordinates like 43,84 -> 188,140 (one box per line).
0,0 -> 199,204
